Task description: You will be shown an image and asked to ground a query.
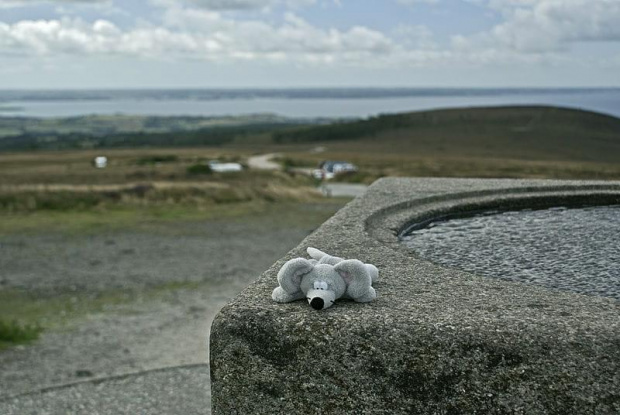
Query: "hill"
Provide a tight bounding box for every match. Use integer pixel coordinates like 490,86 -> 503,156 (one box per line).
2,106 -> 618,163
273,106 -> 620,164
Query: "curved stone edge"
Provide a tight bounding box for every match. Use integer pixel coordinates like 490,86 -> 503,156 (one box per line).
367,188 -> 620,248
210,178 -> 620,415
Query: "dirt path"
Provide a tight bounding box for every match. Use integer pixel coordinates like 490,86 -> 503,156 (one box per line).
0,201 -> 345,398
247,153 -> 281,170
246,153 -> 368,198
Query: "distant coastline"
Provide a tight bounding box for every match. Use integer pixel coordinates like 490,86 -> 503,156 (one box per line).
1,87 -> 619,102
0,87 -> 618,119
0,105 -> 23,112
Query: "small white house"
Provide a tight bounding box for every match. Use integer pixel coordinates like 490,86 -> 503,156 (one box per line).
93,156 -> 108,169
208,161 -> 243,173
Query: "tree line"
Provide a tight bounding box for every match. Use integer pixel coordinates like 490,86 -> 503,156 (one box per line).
0,123 -> 293,151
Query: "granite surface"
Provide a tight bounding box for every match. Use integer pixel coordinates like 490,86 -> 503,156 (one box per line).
210,178 -> 620,415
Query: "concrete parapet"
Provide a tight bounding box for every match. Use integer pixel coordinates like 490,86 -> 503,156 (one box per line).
210,178 -> 620,414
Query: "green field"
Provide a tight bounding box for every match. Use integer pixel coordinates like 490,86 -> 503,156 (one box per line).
0,148 -> 323,234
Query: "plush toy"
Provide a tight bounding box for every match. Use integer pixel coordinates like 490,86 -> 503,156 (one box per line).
272,247 -> 378,310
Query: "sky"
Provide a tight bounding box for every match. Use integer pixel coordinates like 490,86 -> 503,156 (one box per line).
0,0 -> 619,88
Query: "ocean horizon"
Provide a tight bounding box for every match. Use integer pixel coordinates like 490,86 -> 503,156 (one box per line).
1,87 -> 619,119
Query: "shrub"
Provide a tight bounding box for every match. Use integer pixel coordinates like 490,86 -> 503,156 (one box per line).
186,164 -> 213,175
277,157 -> 314,170
0,319 -> 42,345
0,192 -> 105,212
212,188 -> 252,204
136,155 -> 179,165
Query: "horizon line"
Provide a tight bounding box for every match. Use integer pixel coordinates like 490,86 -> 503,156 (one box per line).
1,86 -> 620,92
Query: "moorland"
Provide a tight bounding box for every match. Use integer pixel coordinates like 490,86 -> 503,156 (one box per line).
2,105 -> 618,228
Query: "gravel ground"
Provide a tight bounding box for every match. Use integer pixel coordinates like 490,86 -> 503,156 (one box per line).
0,365 -> 211,415
0,201 -> 345,402
0,211 -> 329,294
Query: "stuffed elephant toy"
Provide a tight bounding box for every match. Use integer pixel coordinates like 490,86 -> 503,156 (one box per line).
272,247 -> 378,310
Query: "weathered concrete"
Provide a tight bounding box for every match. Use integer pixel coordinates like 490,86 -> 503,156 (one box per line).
210,178 -> 620,415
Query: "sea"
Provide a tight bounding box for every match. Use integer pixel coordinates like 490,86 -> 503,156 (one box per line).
0,88 -> 619,119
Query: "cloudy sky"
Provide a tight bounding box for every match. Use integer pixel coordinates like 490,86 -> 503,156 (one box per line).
0,0 -> 619,88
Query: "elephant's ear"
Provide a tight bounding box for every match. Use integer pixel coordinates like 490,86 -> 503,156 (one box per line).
277,258 -> 314,294
334,259 -> 375,302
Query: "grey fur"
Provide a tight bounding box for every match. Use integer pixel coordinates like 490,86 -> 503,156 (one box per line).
272,247 -> 378,310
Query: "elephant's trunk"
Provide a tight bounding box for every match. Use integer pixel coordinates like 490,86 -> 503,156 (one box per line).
307,289 -> 336,310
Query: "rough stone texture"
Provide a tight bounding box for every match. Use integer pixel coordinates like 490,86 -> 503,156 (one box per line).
210,178 -> 620,415
0,365 -> 210,415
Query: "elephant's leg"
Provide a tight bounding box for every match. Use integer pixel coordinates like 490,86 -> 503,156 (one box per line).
272,287 -> 306,303
351,286 -> 376,303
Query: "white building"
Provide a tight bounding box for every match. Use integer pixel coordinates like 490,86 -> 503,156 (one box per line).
93,156 -> 108,168
208,161 -> 243,173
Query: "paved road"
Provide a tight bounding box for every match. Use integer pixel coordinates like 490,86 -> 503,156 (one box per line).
320,183 -> 368,198
0,365 -> 211,415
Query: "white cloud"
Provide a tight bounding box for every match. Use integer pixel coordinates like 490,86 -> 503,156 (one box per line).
4,0 -> 106,2
0,0 -> 108,8
464,0 -> 620,52
392,24 -> 436,49
1,0 -> 618,73
396,0 -> 439,6
150,0 -> 316,11
0,12 -> 399,64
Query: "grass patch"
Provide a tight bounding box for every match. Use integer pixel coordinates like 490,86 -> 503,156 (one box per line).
273,106 -> 620,164
0,184 -> 318,213
280,151 -> 620,181
0,198 -> 349,352
0,280 -> 216,351
0,191 -> 108,212
0,195 -> 340,236
135,155 -> 179,165
0,170 -> 321,220
274,156 -> 316,170
0,202 -> 265,235
0,289 -> 132,329
0,148 -> 255,186
186,163 -> 213,175
0,319 -> 42,351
